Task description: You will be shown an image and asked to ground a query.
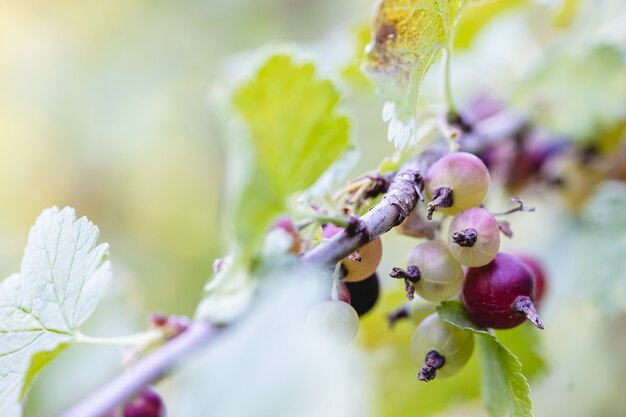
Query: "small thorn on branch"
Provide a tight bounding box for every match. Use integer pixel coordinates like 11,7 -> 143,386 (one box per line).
414,183 -> 425,202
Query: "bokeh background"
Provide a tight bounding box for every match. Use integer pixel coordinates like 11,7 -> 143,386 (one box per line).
1,0 -> 626,416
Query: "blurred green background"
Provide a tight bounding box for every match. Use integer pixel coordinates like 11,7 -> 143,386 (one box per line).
2,0 -> 626,416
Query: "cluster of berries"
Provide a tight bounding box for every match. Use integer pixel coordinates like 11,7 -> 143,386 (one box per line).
271,151 -> 547,380
393,152 -> 547,381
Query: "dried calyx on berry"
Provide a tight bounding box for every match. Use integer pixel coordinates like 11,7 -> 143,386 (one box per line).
447,207 -> 500,267
425,152 -> 491,220
410,313 -> 474,382
391,241 -> 463,302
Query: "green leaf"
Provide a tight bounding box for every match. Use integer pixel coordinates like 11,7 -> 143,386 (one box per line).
512,45 -> 626,143
476,335 -> 533,417
437,301 -> 533,417
232,54 -> 350,251
20,343 -> 69,400
363,0 -> 469,149
495,324 -> 546,381
0,207 -> 111,417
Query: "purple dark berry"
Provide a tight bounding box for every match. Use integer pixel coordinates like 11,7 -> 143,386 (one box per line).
516,254 -> 548,304
345,273 -> 379,316
461,252 -> 543,330
123,387 -> 165,417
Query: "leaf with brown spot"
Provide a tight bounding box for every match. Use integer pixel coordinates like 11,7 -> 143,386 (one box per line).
364,0 -> 469,149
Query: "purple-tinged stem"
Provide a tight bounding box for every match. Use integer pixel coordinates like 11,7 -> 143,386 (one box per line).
59,321 -> 217,417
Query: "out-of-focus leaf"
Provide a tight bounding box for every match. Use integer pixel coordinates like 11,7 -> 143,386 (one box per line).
454,0 -> 528,50
232,54 -> 350,251
438,301 -> 533,417
175,269 -> 372,417
553,0 -> 580,27
340,23 -> 375,90
363,0 -> 469,149
305,142 -> 360,199
513,45 -> 626,143
0,207 -> 111,417
196,255 -> 255,323
571,182 -> 626,313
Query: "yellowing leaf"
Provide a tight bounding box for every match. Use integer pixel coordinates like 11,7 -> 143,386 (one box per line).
364,0 -> 469,149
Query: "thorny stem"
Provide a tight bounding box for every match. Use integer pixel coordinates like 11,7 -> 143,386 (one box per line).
58,107 -> 543,412
512,295 -> 544,330
59,157 -> 432,417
